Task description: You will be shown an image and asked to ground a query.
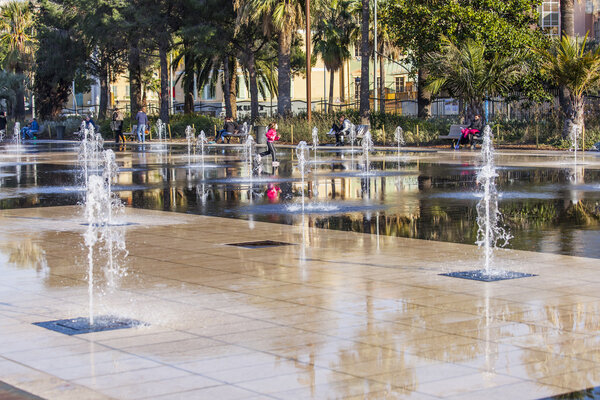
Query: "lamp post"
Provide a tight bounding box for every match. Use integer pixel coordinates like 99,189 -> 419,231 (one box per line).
306,0 -> 312,124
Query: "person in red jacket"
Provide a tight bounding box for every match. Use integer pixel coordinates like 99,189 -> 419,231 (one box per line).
259,122 -> 280,165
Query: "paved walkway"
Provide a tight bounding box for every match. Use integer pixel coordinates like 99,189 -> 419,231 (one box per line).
1,206 -> 600,399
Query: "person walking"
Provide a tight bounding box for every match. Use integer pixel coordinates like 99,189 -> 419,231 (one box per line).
136,107 -> 149,143
112,104 -> 125,144
258,122 -> 280,166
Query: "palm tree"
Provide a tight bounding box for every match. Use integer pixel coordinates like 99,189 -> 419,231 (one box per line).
236,0 -> 306,117
425,37 -> 526,122
0,0 -> 35,118
536,34 -> 600,136
359,0 -> 370,123
560,0 -> 576,38
313,0 -> 358,113
375,1 -> 401,113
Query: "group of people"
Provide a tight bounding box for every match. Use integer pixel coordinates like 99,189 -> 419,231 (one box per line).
109,102 -> 148,144
0,111 -> 39,141
457,114 -> 483,149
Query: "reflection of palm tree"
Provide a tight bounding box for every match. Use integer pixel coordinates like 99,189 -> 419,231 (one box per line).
5,240 -> 48,273
330,281 -> 417,396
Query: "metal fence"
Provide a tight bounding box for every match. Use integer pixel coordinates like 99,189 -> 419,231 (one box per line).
60,94 -> 600,122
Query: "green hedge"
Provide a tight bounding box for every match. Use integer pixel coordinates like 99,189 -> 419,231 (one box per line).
39,110 -> 600,149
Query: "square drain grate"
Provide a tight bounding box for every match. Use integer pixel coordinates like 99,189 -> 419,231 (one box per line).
34,315 -> 144,335
440,269 -> 536,282
227,240 -> 294,249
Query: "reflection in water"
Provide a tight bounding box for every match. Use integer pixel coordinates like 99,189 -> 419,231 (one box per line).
2,239 -> 49,275
1,143 -> 600,258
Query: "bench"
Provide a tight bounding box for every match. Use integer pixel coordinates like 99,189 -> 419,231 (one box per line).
326,124 -> 369,145
224,125 -> 251,143
122,125 -> 149,141
224,132 -> 249,144
439,124 -> 468,148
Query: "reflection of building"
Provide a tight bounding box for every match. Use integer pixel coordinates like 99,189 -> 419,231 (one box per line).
540,0 -> 600,37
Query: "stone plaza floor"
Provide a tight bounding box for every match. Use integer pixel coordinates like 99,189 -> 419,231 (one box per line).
2,204 -> 600,399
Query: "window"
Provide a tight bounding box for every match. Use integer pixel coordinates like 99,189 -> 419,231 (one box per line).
539,1 -> 559,36
395,77 -> 405,93
202,83 -> 215,100
354,42 -> 360,57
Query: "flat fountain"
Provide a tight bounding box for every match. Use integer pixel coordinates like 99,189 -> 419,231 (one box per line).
441,126 -> 535,282
296,141 -> 310,213
362,129 -> 373,175
34,146 -> 143,335
185,125 -> 195,164
394,126 -> 405,167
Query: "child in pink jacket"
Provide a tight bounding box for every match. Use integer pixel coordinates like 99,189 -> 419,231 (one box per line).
259,122 -> 280,165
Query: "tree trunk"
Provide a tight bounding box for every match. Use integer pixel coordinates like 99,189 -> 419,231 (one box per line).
379,54 -> 385,113
248,54 -> 259,122
159,42 -> 169,124
359,0 -> 371,124
277,29 -> 292,116
224,56 -> 232,118
183,47 -> 194,114
328,68 -> 335,113
224,57 -> 238,119
128,42 -> 142,117
14,66 -> 25,119
98,62 -> 109,120
339,63 -> 345,103
574,97 -> 584,128
417,68 -> 431,119
560,0 -> 575,37
230,58 -> 238,120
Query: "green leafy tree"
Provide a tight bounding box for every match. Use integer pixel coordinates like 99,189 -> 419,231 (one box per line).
313,0 -> 358,113
426,37 -> 527,122
385,0 -> 544,118
536,35 -> 600,136
0,0 -> 35,118
63,0 -> 129,120
34,0 -> 90,119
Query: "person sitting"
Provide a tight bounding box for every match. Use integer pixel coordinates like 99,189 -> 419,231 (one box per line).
215,117 -> 239,143
84,115 -> 98,132
457,114 -> 483,149
329,115 -> 351,146
21,118 -> 39,140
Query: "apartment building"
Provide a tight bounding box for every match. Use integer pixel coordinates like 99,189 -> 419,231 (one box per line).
540,0 -> 600,37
